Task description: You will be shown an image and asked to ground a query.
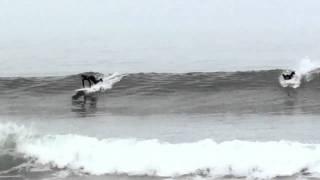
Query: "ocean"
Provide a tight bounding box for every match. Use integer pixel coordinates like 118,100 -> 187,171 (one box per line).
2,1 -> 320,178
1,62 -> 320,179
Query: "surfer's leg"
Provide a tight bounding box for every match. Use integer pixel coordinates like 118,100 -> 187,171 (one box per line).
82,79 -> 85,88
89,76 -> 98,84
282,74 -> 286,79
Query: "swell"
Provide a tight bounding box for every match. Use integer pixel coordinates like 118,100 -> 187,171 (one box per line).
2,70 -> 320,116
1,69 -> 319,96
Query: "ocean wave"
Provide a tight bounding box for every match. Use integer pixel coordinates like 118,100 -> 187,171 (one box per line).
2,69 -> 320,116
2,122 -> 320,179
1,59 -> 320,97
1,69 -> 320,95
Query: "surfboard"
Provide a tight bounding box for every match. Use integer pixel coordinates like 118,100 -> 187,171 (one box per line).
72,86 -> 101,100
72,73 -> 125,100
75,87 -> 92,94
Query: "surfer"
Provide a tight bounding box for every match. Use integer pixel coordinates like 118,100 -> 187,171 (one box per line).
282,70 -> 295,80
280,70 -> 298,96
81,74 -> 103,88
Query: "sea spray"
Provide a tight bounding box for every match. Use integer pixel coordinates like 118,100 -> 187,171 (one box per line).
279,58 -> 320,88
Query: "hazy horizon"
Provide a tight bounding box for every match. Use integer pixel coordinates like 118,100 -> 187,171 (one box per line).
1,0 -> 320,76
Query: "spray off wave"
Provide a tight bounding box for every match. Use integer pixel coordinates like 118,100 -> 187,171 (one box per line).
0,123 -> 320,179
71,72 -> 125,100
279,58 -> 320,88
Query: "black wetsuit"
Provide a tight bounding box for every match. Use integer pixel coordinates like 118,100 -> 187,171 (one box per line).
282,71 -> 295,80
81,75 -> 103,88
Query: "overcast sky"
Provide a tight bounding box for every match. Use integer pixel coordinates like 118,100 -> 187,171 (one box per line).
1,0 -> 320,75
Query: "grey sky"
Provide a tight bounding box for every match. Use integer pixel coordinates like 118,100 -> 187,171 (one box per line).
1,0 -> 320,76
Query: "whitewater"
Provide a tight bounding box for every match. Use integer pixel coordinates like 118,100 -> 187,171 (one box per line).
2,122 -> 320,179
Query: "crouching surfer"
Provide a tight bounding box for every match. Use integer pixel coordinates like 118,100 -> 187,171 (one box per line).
72,74 -> 103,101
280,70 -> 298,96
282,70 -> 295,80
81,74 -> 103,88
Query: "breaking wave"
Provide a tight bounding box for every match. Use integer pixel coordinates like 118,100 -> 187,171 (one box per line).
1,122 -> 320,179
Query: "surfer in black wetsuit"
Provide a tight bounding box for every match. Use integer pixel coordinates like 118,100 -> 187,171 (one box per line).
282,70 -> 295,80
281,70 -> 296,97
81,74 -> 103,88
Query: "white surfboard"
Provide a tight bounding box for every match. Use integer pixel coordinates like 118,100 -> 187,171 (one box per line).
75,87 -> 100,94
73,85 -> 103,100
72,72 -> 125,100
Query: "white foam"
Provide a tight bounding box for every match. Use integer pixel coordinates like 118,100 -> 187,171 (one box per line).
279,73 -> 301,88
2,122 -> 320,178
296,58 -> 319,75
0,122 -> 32,148
10,135 -> 320,178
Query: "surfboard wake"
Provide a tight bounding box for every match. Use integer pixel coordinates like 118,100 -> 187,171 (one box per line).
72,72 -> 125,100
